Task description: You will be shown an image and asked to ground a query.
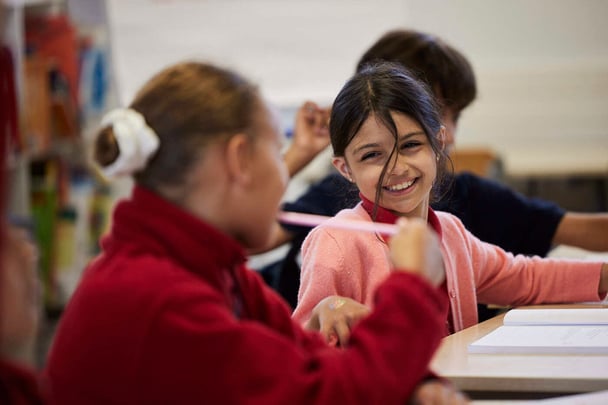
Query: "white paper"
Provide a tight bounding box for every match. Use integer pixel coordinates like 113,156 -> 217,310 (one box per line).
503,308 -> 608,326
469,308 -> 608,354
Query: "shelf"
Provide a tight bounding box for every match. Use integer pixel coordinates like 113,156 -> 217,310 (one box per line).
3,0 -> 115,312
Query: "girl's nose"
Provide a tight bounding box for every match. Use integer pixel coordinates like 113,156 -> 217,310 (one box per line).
390,153 -> 409,174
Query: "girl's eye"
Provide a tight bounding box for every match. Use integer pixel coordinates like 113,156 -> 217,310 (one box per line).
401,141 -> 422,150
361,151 -> 381,161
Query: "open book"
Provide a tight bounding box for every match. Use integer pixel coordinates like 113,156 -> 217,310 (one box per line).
468,308 -> 608,354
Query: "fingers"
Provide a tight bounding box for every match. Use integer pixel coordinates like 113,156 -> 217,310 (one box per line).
334,322 -> 351,347
389,217 -> 445,287
410,380 -> 470,405
345,306 -> 371,329
326,333 -> 339,347
299,101 -> 329,135
315,296 -> 371,347
321,320 -> 351,347
389,217 -> 427,270
319,320 -> 345,348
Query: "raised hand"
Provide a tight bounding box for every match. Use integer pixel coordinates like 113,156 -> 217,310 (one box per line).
283,101 -> 331,176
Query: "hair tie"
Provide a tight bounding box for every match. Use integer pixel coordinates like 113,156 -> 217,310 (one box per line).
99,108 -> 160,178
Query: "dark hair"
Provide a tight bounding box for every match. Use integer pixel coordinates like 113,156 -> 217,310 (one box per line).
356,29 -> 476,115
330,62 -> 449,215
94,61 -> 260,191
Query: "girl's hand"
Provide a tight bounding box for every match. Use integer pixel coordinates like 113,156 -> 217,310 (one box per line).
305,295 -> 371,347
409,379 -> 470,404
389,217 -> 445,287
283,101 -> 331,176
293,101 -> 331,157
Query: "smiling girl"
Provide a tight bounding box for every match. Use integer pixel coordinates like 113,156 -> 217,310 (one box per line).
293,62 -> 608,343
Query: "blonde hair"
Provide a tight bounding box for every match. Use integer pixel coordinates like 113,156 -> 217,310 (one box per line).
94,61 -> 260,191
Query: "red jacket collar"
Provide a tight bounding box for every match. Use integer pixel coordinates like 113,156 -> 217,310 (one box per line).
104,186 -> 247,275
359,193 -> 443,240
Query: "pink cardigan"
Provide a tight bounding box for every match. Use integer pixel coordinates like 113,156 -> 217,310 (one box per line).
293,203 -> 604,332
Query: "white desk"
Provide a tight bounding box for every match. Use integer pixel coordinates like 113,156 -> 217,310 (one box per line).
431,304 -> 608,400
472,389 -> 608,404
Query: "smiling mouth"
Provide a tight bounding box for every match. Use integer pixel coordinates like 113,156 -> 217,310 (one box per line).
385,178 -> 416,191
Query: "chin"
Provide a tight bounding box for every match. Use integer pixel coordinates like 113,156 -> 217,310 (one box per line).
244,230 -> 273,251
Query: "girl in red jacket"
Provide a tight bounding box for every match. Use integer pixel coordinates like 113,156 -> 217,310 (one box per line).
44,61 -> 466,404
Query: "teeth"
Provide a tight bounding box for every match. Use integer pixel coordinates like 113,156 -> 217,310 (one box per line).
387,179 -> 415,191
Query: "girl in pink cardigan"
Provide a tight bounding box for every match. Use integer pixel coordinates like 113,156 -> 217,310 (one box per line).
293,62 -> 608,345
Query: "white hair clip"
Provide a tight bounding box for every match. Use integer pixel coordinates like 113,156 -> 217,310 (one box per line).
99,108 -> 160,178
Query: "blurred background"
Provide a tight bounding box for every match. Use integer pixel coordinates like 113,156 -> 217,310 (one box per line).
2,0 -> 607,364
107,0 -> 608,182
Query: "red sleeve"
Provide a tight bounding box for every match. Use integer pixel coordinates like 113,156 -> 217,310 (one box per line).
136,270 -> 448,404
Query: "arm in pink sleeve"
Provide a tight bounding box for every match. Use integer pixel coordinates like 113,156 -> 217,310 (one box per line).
459,222 -> 604,305
292,227 -> 348,325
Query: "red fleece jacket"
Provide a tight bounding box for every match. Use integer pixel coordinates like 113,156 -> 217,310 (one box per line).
45,186 -> 447,404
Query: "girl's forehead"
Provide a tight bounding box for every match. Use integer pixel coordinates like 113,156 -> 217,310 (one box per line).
355,112 -> 422,138
347,118 -> 393,152
357,115 -> 392,136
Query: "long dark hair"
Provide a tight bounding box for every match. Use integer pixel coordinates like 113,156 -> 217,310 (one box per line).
330,62 -> 450,218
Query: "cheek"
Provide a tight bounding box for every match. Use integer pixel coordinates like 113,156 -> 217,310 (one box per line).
355,166 -> 384,198
272,154 -> 288,197
255,156 -> 288,246
426,156 -> 439,184
257,154 -> 288,223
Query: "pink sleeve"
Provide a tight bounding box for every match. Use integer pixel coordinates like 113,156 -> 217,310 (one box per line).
458,222 -> 604,306
292,227 -> 348,325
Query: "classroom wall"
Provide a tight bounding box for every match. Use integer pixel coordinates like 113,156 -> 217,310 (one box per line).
407,0 -> 608,168
106,0 -> 608,177
106,0 -> 407,116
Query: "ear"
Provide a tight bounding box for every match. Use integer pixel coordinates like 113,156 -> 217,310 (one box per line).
224,133 -> 254,185
332,156 -> 353,182
435,125 -> 448,161
437,125 -> 447,153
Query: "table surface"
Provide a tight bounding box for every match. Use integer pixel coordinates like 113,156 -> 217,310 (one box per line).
430,303 -> 608,397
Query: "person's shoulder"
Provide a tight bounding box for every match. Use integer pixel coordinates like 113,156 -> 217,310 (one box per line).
434,210 -> 467,229
324,203 -> 376,230
434,210 -> 473,243
304,204 -> 370,246
333,203 -> 367,220
84,252 -> 220,302
454,171 -> 504,190
452,172 -> 527,205
455,172 -> 563,212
